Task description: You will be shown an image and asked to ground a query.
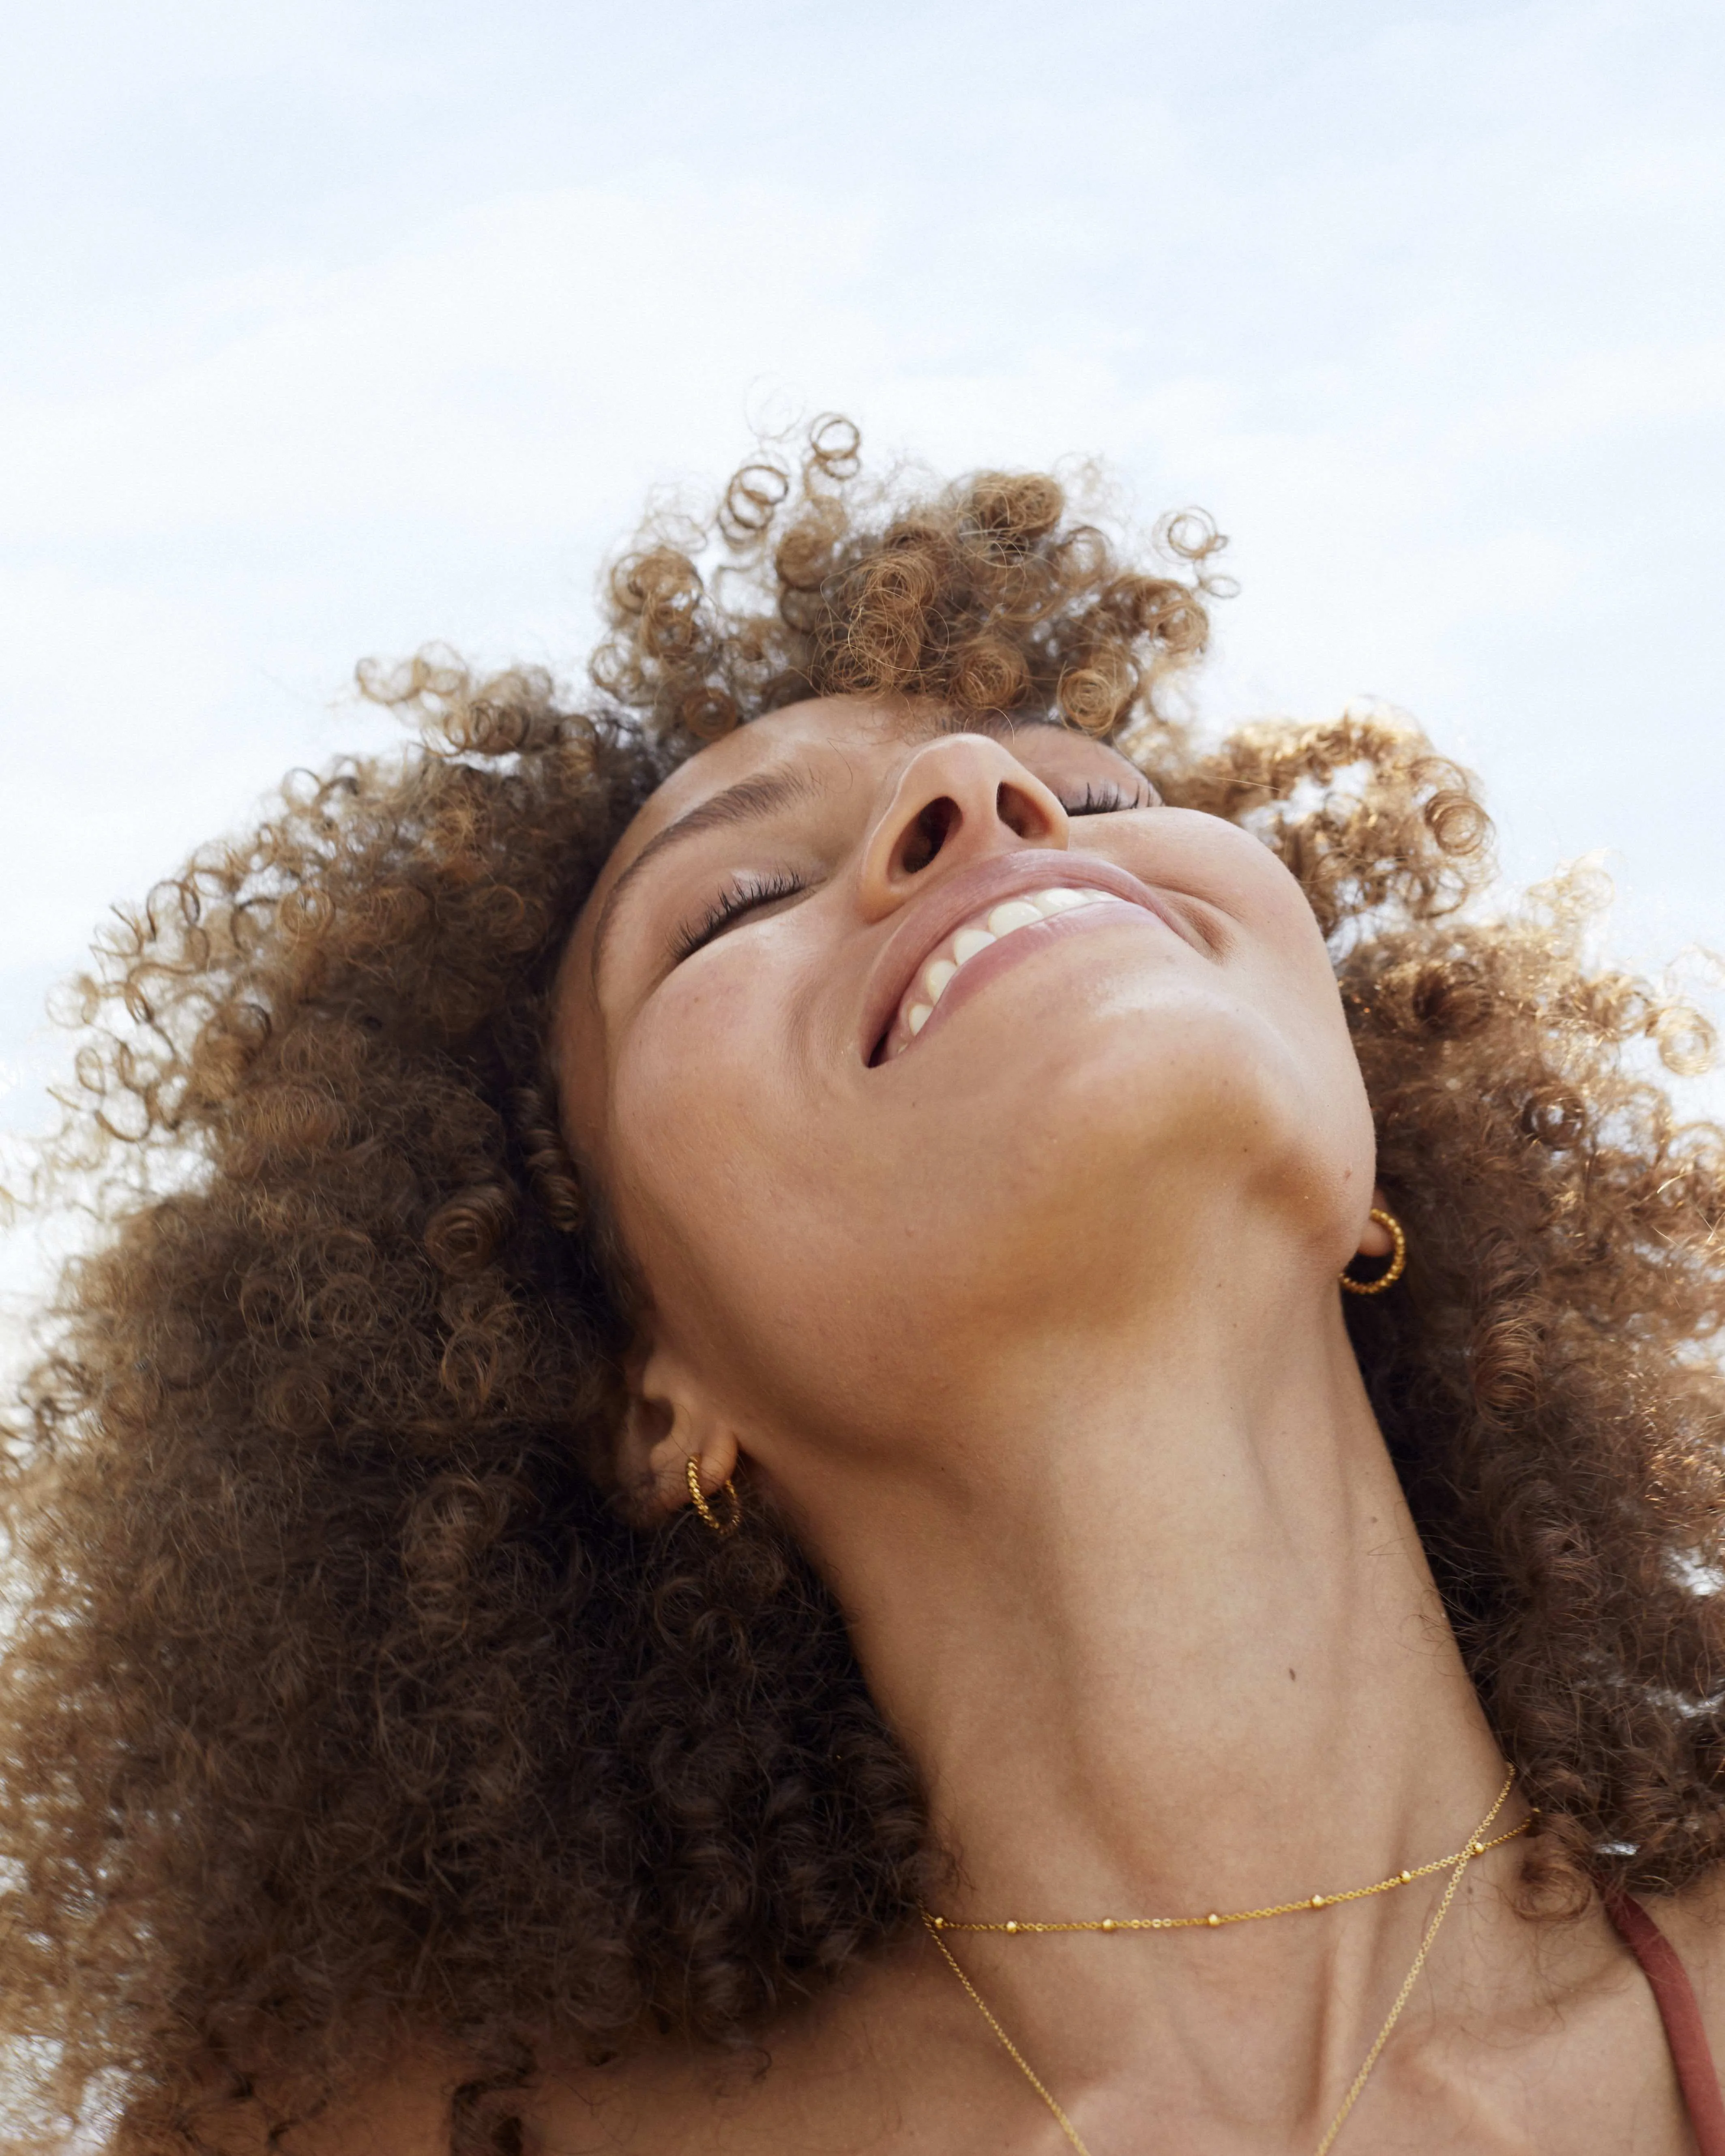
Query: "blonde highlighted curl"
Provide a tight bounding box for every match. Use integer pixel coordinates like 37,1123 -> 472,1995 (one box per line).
2,421 -> 1725,2154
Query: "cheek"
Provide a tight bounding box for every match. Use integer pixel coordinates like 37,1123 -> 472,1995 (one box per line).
1118,819 -> 1376,1185
1238,889 -> 1376,1197
605,963 -> 832,1376
610,970 -> 756,1226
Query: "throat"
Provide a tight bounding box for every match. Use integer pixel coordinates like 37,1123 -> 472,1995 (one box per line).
744,1239 -> 1552,2148
802,1292 -> 1509,1955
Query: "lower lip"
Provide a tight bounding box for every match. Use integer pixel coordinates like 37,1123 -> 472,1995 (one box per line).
884,897 -> 1167,1063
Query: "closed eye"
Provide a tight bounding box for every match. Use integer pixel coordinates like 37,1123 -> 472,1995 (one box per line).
672,870 -> 807,962
1061,781 -> 1155,815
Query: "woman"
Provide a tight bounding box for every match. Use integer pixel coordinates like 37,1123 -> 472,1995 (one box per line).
4,418 -> 1725,2154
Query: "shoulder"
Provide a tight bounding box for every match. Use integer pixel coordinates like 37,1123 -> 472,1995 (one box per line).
189,1937 -> 998,2156
186,2034 -> 823,2156
185,2048 -> 463,2155
522,1938 -> 1001,2155
526,1978 -> 908,2154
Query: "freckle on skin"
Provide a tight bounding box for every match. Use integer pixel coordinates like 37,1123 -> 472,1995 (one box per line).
1288,1668 -> 1296,1681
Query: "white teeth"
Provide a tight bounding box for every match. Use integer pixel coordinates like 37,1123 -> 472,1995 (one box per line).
888,884 -> 1116,1054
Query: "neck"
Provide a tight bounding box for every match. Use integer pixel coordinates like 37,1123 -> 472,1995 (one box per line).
802,1266 -> 1502,1919
767,1251 -> 1534,2133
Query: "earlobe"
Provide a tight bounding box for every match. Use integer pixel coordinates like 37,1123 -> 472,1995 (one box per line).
616,1346 -> 742,1526
684,1454 -> 742,1537
1356,1192 -> 1396,1260
1341,1194 -> 1407,1297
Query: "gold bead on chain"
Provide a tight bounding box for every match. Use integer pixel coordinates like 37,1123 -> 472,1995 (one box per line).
924,1805 -> 1530,1939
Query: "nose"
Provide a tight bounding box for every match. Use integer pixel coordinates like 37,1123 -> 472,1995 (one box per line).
857,733 -> 1070,917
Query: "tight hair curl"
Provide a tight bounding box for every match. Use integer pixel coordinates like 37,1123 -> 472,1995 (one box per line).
3,424 -> 1725,2154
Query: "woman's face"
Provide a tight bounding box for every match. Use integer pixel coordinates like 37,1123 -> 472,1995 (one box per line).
554,698 -> 1376,1488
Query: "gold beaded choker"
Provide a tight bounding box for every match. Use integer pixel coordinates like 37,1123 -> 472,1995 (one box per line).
925,1806 -> 1532,1937
920,1766 -> 1528,2156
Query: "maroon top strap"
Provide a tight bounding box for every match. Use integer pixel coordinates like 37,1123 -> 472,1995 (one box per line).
1604,1889 -> 1725,2153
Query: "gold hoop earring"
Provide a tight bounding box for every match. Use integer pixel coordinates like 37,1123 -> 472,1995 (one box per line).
1341,1207 -> 1407,1295
686,1455 -> 741,1537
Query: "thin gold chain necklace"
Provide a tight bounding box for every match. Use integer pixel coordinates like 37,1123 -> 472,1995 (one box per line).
920,1766 -> 1523,2156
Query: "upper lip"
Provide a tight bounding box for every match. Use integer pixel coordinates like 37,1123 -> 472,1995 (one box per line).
859,849 -> 1195,1065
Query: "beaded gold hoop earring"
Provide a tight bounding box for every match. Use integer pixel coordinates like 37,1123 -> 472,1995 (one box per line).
1341,1207 -> 1407,1296
685,1455 -> 742,1537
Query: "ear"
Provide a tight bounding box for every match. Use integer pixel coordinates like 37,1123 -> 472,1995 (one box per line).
1354,1185 -> 1395,1259
614,1337 -> 742,1528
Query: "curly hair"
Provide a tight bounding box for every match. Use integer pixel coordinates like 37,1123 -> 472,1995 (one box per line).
4,418 -> 1725,2154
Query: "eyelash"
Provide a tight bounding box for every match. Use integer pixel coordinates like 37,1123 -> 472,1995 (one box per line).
1062,781 -> 1150,815
670,784 -> 1144,960
672,870 -> 807,961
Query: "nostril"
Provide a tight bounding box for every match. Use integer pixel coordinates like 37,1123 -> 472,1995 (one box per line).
996,780 -> 1051,840
897,796 -> 958,876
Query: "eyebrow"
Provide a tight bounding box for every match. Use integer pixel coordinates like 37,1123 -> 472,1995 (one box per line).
589,765 -> 821,987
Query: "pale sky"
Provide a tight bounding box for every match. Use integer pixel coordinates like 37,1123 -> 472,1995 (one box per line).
3,0 -> 1723,1216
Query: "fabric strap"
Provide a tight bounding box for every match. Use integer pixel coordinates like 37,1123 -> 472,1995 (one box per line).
1605,1889 -> 1725,2153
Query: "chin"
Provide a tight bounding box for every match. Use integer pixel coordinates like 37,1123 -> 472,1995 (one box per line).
885,982 -> 1355,1294
922,967 -> 1323,1153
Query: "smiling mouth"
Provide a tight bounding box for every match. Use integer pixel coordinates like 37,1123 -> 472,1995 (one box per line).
876,885 -> 1119,1061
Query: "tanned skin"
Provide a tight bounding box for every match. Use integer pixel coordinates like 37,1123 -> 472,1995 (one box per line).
221,699 -> 1725,2154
